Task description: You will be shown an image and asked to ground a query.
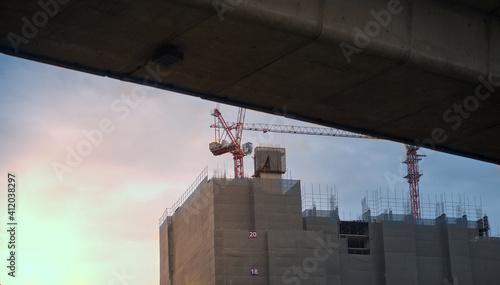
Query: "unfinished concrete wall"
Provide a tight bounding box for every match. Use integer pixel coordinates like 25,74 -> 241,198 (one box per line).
213,179 -> 254,231
214,229 -> 269,284
251,179 -> 302,232
212,178 -> 304,284
363,223 -> 386,285
469,239 -> 500,284
446,224 -> 473,284
414,224 -> 448,285
336,222 -> 383,285
271,230 -> 344,285
381,220 -> 419,285
159,220 -> 170,285
212,179 -> 265,284
160,177 -> 500,285
162,179 -> 216,285
303,216 -> 339,234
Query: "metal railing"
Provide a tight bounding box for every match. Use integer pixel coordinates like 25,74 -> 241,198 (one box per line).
159,166 -> 208,226
361,189 -> 484,222
368,212 -> 479,228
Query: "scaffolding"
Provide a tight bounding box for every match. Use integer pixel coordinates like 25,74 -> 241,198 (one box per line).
361,188 -> 484,227
301,184 -> 339,217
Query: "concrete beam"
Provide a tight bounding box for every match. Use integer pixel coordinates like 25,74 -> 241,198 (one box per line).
1,0 -> 499,163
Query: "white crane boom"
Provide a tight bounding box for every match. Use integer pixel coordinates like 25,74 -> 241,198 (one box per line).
211,122 -> 376,139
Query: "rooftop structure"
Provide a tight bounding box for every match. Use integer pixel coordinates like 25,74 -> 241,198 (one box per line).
253,146 -> 286,179
159,168 -> 500,285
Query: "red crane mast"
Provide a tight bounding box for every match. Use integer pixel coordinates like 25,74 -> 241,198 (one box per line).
403,145 -> 426,220
209,108 -> 249,178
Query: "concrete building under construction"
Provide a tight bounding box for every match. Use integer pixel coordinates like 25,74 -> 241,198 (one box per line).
159,147 -> 500,284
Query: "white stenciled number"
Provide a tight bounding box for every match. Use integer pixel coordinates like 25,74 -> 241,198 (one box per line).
249,231 -> 257,238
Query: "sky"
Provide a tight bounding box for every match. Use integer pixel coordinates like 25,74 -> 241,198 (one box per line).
0,54 -> 499,285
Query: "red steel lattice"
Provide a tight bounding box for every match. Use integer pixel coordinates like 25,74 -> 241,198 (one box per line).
403,145 -> 426,219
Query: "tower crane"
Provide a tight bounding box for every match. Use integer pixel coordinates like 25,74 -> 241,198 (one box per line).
209,109 -> 425,219
209,110 -> 374,178
209,108 -> 252,178
403,145 -> 426,219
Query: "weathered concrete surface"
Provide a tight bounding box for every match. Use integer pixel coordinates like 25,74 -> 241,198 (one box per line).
1,0 -> 499,163
160,177 -> 500,284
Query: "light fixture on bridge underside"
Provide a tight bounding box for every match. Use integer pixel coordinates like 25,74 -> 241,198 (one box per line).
152,46 -> 183,68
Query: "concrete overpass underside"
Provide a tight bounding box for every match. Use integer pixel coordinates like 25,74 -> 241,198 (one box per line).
1,0 -> 500,164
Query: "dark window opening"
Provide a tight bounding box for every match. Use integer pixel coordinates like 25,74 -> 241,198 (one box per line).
340,221 -> 370,255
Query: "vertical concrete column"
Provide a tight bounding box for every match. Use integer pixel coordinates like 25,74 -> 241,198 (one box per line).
159,221 -> 170,285
445,224 -> 473,284
381,220 -> 419,285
